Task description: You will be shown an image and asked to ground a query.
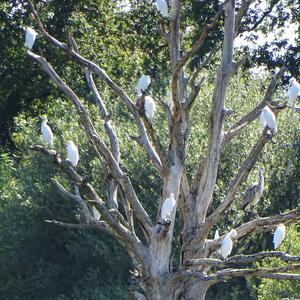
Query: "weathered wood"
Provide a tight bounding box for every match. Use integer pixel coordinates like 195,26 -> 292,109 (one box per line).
27,0 -> 300,298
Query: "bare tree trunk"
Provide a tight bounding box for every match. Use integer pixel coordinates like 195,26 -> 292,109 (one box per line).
26,1 -> 300,300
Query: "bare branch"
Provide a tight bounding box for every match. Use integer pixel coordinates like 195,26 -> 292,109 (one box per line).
45,219 -> 114,235
259,273 -> 300,280
30,0 -> 169,177
235,0 -> 256,34
184,252 -> 300,267
51,178 -> 94,222
28,53 -> 153,235
173,2 -> 227,80
238,0 -> 280,34
195,0 -> 236,222
207,264 -> 300,281
222,66 -> 287,147
207,207 -> 300,254
207,130 -> 270,227
31,145 -> 150,264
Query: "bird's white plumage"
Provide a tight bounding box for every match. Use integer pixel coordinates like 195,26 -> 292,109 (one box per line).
156,0 -> 169,17
40,116 -> 54,147
92,206 -> 101,220
66,140 -> 79,167
214,229 -> 219,240
220,235 -> 233,259
144,96 -> 156,120
136,75 -> 151,95
260,106 -> 277,133
288,78 -> 300,104
273,224 -> 286,249
161,193 -> 176,220
25,27 -> 37,49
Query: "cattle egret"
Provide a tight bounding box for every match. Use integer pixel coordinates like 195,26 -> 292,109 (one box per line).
144,96 -> 156,120
259,106 -> 277,134
25,27 -> 37,49
40,116 -> 53,147
219,229 -> 237,259
161,193 -> 176,220
241,169 -> 264,211
220,235 -> 232,259
66,140 -> 79,167
288,78 -> 300,105
156,0 -> 169,17
273,224 -> 286,249
214,229 -> 219,240
92,206 -> 101,220
136,75 -> 151,95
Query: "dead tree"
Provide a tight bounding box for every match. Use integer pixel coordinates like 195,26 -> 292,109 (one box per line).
26,1 -> 300,299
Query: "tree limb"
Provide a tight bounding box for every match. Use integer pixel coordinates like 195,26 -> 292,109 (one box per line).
29,0 -> 167,176
222,66 -> 287,147
206,130 -> 270,227
207,264 -> 300,281
31,145 -> 150,265
173,1 -> 228,80
27,53 -> 153,236
195,0 -> 236,223
45,219 -> 114,235
184,252 -> 300,267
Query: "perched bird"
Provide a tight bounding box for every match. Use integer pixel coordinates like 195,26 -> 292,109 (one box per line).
25,27 -> 37,49
39,116 -> 54,147
273,224 -> 286,249
241,169 -> 264,211
161,193 -> 176,221
66,140 -> 79,167
214,229 -> 219,240
156,0 -> 169,17
136,75 -> 151,95
288,78 -> 300,105
259,106 -> 277,134
144,96 -> 156,120
220,229 -> 237,259
92,206 -> 101,220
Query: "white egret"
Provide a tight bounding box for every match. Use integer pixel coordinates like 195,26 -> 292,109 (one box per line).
92,206 -> 101,220
144,96 -> 156,120
25,27 -> 37,49
273,223 -> 286,249
259,106 -> 277,134
241,169 -> 264,211
39,116 -> 54,148
161,193 -> 176,221
136,75 -> 151,95
288,78 -> 300,105
156,0 -> 169,17
66,140 -> 79,167
220,229 -> 237,259
214,229 -> 219,240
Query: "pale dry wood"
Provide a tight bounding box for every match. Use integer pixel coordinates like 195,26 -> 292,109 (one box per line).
185,252 -> 300,267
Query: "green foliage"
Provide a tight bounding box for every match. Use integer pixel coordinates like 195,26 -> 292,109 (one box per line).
255,224 -> 300,299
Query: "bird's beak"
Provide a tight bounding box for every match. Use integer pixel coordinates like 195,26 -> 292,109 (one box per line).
38,116 -> 43,120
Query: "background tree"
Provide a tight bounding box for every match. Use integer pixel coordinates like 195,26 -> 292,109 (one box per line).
2,0 -> 300,298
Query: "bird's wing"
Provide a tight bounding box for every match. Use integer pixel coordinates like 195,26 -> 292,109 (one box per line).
241,183 -> 258,210
259,111 -> 267,128
264,110 -> 277,131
